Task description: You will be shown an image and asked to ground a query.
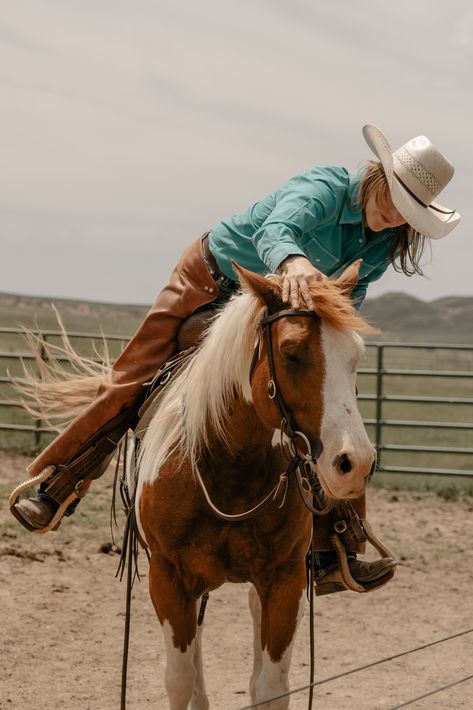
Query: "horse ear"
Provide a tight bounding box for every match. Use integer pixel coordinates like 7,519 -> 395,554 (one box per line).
231,262 -> 283,308
335,259 -> 362,294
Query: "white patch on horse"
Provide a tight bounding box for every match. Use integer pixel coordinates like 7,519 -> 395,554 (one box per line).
271,428 -> 291,450
250,589 -> 306,709
317,323 -> 375,491
161,620 -> 209,710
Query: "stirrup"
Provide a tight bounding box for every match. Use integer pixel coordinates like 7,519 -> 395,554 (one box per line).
9,465 -> 85,534
327,518 -> 396,594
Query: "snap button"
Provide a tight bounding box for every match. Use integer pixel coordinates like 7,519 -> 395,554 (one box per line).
315,258 -> 321,263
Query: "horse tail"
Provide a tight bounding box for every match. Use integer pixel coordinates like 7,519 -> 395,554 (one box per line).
11,309 -> 113,432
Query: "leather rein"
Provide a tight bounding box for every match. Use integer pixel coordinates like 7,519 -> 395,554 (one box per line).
194,306 -> 330,522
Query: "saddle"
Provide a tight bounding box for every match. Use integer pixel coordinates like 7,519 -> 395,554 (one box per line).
134,306 -> 218,442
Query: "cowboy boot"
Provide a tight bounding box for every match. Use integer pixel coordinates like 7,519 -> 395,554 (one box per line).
311,498 -> 396,595
10,407 -> 133,533
313,551 -> 396,596
13,485 -> 64,531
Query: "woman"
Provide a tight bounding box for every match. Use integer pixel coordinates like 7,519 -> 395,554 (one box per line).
12,124 -> 460,592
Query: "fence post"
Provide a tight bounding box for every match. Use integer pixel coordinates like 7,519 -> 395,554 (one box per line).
374,344 -> 384,468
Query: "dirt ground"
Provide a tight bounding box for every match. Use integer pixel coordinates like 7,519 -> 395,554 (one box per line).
1,450 -> 472,710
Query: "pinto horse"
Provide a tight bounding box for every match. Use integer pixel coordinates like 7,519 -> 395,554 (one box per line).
133,262 -> 376,709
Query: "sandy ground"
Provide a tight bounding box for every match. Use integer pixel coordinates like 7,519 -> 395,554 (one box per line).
1,450 -> 473,710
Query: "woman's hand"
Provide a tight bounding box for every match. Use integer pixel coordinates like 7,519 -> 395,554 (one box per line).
278,255 -> 326,309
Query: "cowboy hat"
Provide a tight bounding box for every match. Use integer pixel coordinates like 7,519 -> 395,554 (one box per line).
362,124 -> 460,239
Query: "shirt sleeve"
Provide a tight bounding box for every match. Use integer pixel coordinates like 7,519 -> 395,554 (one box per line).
251,176 -> 340,273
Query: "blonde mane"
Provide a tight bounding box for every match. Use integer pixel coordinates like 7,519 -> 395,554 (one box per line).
137,276 -> 373,484
138,290 -> 264,483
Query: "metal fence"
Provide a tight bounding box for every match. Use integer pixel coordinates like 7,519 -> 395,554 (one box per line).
1,327 -> 472,478
359,342 -> 473,478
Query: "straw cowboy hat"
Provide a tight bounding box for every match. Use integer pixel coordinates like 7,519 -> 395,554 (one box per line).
362,124 -> 461,239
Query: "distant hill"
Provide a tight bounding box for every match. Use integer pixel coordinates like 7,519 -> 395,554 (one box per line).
361,292 -> 473,343
0,292 -> 147,338
1,290 -> 472,344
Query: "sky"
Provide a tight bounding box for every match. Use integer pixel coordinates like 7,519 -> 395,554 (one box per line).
1,0 -> 472,306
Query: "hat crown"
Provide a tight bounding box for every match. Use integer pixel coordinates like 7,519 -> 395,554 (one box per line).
393,136 -> 455,204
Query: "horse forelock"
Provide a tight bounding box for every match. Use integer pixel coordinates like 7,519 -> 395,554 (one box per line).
138,290 -> 264,484
260,274 -> 375,334
308,279 -> 375,334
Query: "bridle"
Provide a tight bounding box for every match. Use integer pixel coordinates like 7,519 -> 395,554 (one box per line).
258,307 -> 324,462
195,305 -> 330,522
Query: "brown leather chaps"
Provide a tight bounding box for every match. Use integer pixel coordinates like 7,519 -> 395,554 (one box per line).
27,235 -> 226,477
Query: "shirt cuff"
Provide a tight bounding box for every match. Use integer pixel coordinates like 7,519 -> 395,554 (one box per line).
264,244 -> 308,274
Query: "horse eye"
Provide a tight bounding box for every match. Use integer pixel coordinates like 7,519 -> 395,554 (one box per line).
279,347 -> 302,365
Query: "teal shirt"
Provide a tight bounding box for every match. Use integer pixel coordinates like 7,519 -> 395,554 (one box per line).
209,165 -> 396,308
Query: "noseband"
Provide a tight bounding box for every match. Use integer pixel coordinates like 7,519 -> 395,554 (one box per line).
253,307 -> 324,462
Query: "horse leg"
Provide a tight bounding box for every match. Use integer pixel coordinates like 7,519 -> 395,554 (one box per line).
251,575 -> 307,710
190,622 -> 209,710
248,584 -> 263,702
149,555 -> 209,710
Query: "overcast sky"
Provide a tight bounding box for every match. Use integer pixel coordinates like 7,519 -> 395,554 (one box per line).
1,0 -> 472,306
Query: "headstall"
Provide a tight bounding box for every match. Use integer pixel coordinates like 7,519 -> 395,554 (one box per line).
195,306 -> 329,522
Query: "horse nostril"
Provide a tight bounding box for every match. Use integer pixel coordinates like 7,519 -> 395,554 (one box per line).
337,453 -> 352,475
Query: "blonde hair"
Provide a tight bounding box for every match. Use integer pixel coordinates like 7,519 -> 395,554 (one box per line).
358,161 -> 429,277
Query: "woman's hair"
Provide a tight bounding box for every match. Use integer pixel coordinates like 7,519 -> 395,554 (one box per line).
358,161 -> 429,276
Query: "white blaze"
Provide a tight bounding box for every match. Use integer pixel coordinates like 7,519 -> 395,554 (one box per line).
317,322 -> 375,494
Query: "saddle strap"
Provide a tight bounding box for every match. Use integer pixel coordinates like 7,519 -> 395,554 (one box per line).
330,533 -> 367,593
135,347 -> 196,441
360,517 -> 395,559
44,409 -> 134,504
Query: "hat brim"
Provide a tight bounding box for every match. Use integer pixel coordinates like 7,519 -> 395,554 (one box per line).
362,124 -> 461,240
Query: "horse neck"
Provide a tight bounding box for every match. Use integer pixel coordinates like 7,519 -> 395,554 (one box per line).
204,397 -> 277,479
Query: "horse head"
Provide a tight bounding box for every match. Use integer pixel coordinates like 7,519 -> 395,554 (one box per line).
235,261 -> 377,501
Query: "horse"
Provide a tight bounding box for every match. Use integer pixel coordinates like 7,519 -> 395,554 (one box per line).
10,261 -> 377,709
132,262 -> 377,709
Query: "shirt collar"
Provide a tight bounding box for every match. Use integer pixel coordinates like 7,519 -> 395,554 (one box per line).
339,172 -> 363,225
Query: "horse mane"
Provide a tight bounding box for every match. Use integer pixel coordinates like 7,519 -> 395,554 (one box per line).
305,278 -> 374,334
138,276 -> 373,484
138,290 -> 263,483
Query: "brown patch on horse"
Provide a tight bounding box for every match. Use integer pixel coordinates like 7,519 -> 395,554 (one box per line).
250,315 -> 326,453
140,397 -> 312,657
